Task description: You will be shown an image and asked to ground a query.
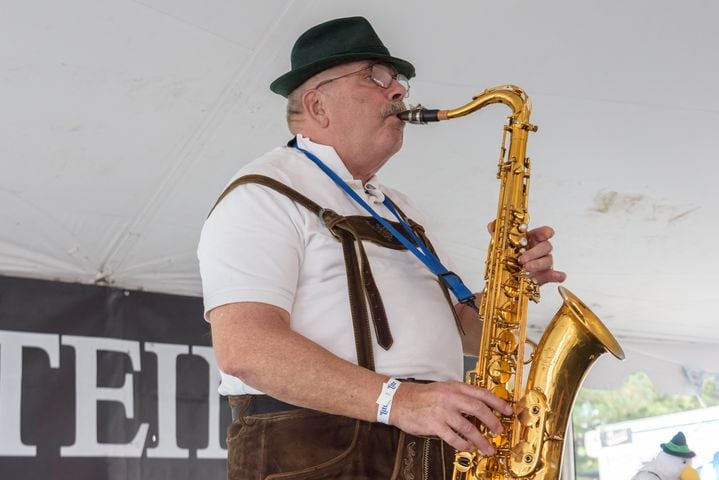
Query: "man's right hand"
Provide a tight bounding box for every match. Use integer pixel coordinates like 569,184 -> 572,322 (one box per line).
389,380 -> 513,454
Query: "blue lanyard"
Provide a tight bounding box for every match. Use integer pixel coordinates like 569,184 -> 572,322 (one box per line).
294,144 -> 476,308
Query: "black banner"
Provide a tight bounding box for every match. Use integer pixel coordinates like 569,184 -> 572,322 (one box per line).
0,275 -> 231,479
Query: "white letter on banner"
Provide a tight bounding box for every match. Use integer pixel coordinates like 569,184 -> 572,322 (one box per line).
192,345 -> 226,458
0,331 -> 59,456
60,336 -> 148,457
144,342 -> 189,458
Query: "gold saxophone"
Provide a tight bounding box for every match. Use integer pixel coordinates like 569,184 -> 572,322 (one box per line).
398,86 -> 625,480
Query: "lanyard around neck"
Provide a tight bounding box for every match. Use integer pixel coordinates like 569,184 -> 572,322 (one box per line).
294,144 -> 476,309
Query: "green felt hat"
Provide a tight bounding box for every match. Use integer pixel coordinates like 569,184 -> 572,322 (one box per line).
661,432 -> 696,458
270,16 -> 415,97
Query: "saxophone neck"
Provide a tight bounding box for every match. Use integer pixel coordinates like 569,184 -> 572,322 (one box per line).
464,85 -> 532,119
397,85 -> 537,131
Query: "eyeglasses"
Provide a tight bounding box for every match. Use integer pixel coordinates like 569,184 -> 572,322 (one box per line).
313,63 -> 410,96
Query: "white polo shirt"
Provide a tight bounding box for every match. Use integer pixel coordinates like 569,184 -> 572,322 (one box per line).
198,135 -> 464,395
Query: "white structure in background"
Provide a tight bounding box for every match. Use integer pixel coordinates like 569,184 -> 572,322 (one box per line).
585,406 -> 719,479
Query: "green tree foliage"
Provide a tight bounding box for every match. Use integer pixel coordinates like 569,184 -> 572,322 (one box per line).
572,372 -> 719,479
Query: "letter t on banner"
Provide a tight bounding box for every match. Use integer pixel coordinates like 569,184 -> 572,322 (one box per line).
0,331 -> 60,456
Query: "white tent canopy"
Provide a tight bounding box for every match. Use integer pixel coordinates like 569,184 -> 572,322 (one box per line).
2,0 -> 717,393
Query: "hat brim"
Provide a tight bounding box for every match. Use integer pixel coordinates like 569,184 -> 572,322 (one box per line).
661,443 -> 696,458
270,53 -> 415,97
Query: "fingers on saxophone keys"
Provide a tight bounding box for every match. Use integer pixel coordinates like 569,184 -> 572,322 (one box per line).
444,417 -> 495,456
522,254 -> 554,273
526,225 -> 555,244
519,241 -> 553,265
531,269 -> 567,286
462,401 -> 505,436
463,384 -> 513,417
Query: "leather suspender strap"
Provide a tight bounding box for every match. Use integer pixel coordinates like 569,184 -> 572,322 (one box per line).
209,174 -> 397,370
337,225 -> 376,370
210,174 -> 323,217
210,175 -> 408,250
208,174 -> 464,369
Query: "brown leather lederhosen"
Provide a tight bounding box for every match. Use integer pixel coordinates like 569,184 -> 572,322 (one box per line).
210,175 -> 463,480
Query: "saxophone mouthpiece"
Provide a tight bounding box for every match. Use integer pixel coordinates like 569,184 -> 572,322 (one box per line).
397,105 -> 441,124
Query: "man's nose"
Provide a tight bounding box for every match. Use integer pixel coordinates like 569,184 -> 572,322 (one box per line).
386,79 -> 407,101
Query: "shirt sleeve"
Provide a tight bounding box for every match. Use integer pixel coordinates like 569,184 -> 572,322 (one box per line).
197,181 -> 305,320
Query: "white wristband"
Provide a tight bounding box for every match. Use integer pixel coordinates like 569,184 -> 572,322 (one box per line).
375,378 -> 401,424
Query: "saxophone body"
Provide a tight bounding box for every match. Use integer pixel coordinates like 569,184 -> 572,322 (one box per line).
399,86 -> 625,480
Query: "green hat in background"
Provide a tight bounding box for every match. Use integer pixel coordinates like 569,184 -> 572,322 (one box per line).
270,16 -> 415,97
661,432 -> 696,458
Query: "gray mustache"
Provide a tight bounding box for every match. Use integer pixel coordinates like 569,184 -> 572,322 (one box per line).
382,102 -> 407,118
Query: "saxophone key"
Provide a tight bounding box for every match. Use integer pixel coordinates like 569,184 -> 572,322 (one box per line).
495,329 -> 518,354
488,359 -> 514,384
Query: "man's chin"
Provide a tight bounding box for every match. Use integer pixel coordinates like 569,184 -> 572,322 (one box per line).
388,131 -> 404,156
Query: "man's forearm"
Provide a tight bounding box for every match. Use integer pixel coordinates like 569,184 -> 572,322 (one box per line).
455,292 -> 483,355
211,302 -> 387,423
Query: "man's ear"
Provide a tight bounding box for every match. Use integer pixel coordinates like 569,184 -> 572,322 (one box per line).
302,89 -> 330,128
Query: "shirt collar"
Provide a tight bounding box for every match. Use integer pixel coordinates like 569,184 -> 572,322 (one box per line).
294,134 -> 385,202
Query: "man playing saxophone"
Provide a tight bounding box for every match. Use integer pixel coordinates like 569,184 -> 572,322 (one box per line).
198,16 -> 566,479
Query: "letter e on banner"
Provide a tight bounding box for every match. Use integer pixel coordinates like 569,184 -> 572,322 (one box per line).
60,336 -> 149,457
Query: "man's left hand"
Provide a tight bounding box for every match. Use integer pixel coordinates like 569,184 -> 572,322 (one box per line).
518,225 -> 566,285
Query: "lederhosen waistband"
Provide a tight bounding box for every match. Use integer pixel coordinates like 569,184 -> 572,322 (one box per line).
210,174 -> 463,412
230,379 -> 435,421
